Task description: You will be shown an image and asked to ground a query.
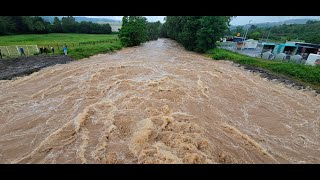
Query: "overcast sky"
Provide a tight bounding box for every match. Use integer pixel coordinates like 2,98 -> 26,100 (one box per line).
230,16 -> 320,25
85,16 -> 166,22
85,16 -> 320,25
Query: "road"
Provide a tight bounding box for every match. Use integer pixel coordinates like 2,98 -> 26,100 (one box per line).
0,39 -> 319,163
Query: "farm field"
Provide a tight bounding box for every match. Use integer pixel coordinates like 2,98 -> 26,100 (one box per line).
0,33 -> 122,59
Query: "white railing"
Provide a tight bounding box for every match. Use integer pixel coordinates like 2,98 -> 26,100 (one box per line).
0,45 -> 39,58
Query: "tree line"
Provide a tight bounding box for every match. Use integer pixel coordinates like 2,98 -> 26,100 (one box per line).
118,16 -> 163,47
228,20 -> 320,44
0,16 -> 112,35
119,16 -> 233,53
161,16 -> 232,52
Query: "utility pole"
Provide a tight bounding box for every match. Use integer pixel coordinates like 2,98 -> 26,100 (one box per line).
266,27 -> 271,42
244,20 -> 252,41
242,20 -> 252,51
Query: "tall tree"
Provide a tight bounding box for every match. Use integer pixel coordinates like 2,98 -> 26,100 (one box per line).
0,16 -> 16,34
61,16 -> 77,33
0,16 -> 113,35
146,21 -> 161,40
163,16 -> 232,52
195,16 -> 231,52
235,26 -> 244,36
118,16 -> 148,47
32,16 -> 49,33
53,17 -> 62,33
10,16 -> 29,33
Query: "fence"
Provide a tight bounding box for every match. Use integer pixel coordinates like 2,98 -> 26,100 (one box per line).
0,45 -> 39,58
0,38 -> 119,59
36,38 -> 119,52
218,42 -> 263,58
219,42 -> 237,51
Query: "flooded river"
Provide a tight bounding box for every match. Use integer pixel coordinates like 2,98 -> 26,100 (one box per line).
0,39 -> 319,163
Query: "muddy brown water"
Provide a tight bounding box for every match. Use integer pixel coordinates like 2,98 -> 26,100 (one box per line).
0,39 -> 319,164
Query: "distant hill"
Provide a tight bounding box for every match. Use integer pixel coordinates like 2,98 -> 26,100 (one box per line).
230,18 -> 320,30
41,16 -> 120,23
74,17 -> 120,23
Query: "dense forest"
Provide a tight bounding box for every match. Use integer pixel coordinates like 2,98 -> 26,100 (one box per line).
0,16 -> 112,35
228,20 -> 320,44
161,16 -> 233,52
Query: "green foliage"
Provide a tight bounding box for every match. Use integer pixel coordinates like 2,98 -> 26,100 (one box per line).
208,48 -> 320,88
32,17 -> 50,33
69,42 -> 122,60
160,21 -> 168,38
162,16 -> 232,52
146,21 -> 161,41
78,21 -> 112,34
0,16 -> 113,35
235,26 -> 244,36
53,17 -> 62,33
230,20 -> 320,43
248,31 -> 261,40
0,17 -> 16,35
196,16 -> 231,52
61,16 -> 78,33
118,16 -> 148,47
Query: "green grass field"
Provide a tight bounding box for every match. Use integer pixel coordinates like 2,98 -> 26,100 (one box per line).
207,48 -> 320,91
0,33 -> 123,59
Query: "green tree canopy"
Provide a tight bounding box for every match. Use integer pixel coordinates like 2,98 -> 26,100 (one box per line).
53,17 -> 62,33
162,16 -> 232,52
0,16 -> 113,35
118,16 -> 148,47
146,21 -> 161,41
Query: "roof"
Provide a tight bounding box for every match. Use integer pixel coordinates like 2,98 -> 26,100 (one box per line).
280,44 -> 298,47
262,43 -> 276,46
297,45 -> 318,49
296,43 -> 320,48
245,39 -> 258,42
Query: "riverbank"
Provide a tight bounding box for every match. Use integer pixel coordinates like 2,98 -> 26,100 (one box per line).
208,48 -> 320,93
0,55 -> 75,80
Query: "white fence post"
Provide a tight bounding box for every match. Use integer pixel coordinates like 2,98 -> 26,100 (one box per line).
26,46 -> 30,56
16,46 -> 19,55
6,46 -> 10,56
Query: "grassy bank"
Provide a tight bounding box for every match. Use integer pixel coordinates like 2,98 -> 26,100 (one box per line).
207,48 -> 320,91
69,42 -> 122,59
0,33 -> 123,60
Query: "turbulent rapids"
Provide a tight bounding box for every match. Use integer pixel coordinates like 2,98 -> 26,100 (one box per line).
0,39 -> 319,164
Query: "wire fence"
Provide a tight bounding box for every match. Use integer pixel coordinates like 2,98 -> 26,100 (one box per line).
0,45 -> 39,58
37,38 -> 119,50
218,42 -> 263,58
0,38 -> 119,59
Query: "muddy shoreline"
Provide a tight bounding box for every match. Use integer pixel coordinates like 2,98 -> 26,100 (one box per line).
0,55 -> 75,80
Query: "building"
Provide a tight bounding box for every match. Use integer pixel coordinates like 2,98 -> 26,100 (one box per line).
232,36 -> 246,43
261,43 -> 276,53
274,44 -> 298,56
243,39 -> 258,49
286,42 -> 320,59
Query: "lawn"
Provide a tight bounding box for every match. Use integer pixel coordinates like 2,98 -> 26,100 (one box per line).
0,33 -> 123,59
207,48 -> 320,91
